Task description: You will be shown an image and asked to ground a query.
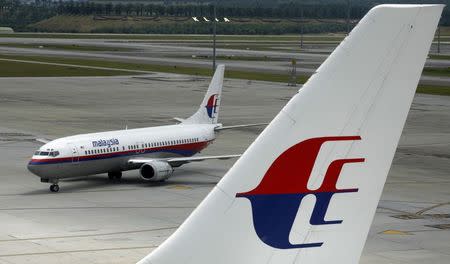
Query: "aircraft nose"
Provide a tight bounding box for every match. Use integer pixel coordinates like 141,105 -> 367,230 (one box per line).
27,161 -> 41,176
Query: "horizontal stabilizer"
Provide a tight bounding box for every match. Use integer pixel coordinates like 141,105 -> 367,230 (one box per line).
214,123 -> 268,131
173,117 -> 185,123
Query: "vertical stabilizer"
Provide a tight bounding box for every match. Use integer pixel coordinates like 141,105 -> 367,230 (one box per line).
184,65 -> 224,124
138,5 -> 443,264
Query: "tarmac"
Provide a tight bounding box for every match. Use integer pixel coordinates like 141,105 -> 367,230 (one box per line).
0,74 -> 449,264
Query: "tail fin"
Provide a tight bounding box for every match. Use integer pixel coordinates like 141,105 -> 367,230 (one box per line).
183,65 -> 224,124
138,5 -> 443,264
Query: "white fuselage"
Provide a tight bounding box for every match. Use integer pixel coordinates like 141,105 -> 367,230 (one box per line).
27,124 -> 217,179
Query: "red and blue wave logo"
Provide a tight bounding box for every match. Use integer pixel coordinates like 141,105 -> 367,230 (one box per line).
205,94 -> 219,118
236,136 -> 364,249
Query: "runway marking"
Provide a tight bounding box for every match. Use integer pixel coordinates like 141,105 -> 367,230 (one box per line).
0,58 -> 151,74
380,230 -> 412,235
0,245 -> 158,257
167,185 -> 192,190
0,226 -> 178,242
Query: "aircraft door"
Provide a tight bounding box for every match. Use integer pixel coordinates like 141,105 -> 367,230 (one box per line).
68,143 -> 80,163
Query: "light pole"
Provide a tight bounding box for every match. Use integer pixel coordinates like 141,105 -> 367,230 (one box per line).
300,6 -> 304,49
346,0 -> 351,35
213,1 -> 217,71
192,4 -> 229,73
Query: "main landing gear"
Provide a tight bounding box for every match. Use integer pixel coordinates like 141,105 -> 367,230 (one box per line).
50,184 -> 60,193
108,171 -> 122,181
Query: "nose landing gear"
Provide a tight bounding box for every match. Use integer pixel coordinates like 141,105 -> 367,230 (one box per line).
42,178 -> 60,193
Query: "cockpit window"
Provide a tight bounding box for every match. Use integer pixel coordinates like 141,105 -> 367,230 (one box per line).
35,151 -> 59,157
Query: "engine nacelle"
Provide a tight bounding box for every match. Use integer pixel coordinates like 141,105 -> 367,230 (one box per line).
139,161 -> 174,182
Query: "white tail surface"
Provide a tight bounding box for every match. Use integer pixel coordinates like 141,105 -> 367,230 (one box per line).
138,5 -> 443,264
183,65 -> 224,124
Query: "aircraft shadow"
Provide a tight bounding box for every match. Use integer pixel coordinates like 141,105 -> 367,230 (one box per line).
21,170 -> 219,195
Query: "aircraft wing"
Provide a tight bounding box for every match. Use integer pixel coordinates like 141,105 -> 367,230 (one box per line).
35,138 -> 51,144
128,154 -> 241,166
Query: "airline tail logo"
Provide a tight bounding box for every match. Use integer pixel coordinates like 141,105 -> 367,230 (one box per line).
236,136 -> 364,249
205,94 -> 219,118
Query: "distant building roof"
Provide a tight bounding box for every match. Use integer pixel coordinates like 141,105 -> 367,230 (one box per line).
0,27 -> 14,33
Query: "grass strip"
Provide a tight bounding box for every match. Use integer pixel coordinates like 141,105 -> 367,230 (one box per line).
0,33 -> 344,41
416,85 -> 450,96
422,67 -> 450,77
0,43 -> 133,52
428,54 -> 450,60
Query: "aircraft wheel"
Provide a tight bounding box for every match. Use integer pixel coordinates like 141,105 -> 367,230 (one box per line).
108,171 -> 122,181
50,184 -> 59,193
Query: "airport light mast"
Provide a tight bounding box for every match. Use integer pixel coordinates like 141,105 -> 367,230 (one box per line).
192,3 -> 230,73
213,1 -> 217,71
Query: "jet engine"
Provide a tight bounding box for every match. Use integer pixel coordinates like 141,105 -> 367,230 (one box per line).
139,161 -> 174,182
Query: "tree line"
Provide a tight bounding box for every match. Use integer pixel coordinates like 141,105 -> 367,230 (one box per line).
0,0 -> 448,32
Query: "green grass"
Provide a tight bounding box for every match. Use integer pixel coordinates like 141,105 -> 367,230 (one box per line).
0,59 -> 138,77
429,54 -> 450,60
0,32 -> 344,42
0,42 -> 133,52
416,85 -> 450,96
0,54 -> 308,83
422,67 -> 450,77
2,31 -> 448,43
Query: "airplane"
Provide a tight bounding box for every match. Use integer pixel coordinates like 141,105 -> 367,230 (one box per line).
27,65 -> 265,192
224,17 -> 230,22
203,17 -> 210,22
192,17 -> 199,22
136,4 -> 443,264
